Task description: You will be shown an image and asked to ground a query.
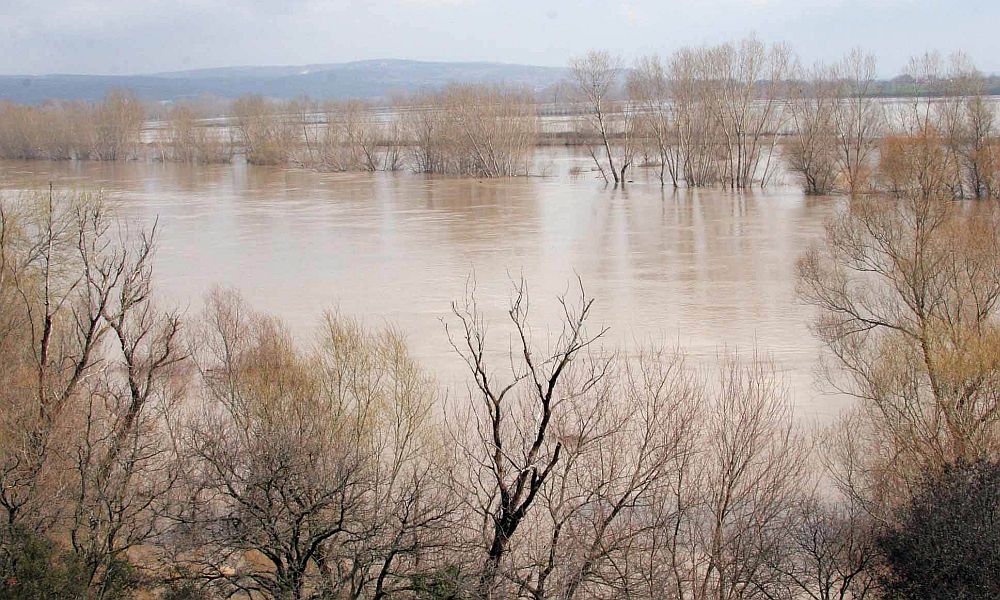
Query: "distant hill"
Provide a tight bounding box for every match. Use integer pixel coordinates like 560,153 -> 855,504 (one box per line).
0,59 -> 570,104
3,60 -> 994,105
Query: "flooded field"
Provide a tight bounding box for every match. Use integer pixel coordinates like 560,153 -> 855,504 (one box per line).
0,148 -> 847,418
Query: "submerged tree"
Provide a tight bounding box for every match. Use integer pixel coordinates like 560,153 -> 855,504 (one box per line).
628,55 -> 681,187
833,49 -> 883,195
787,63 -> 841,195
700,37 -> 795,189
399,85 -> 537,177
232,95 -> 299,165
570,51 -> 636,185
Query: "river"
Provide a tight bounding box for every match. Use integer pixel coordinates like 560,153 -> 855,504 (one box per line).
0,148 -> 848,420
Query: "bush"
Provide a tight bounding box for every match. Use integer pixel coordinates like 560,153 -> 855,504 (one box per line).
411,565 -> 475,600
0,526 -> 139,600
160,581 -> 212,600
877,460 -> 1000,599
0,526 -> 88,600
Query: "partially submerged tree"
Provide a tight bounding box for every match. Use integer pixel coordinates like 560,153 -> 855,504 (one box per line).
232,95 -> 299,165
92,90 -> 145,161
163,103 -> 231,163
700,37 -> 795,189
628,55 -> 682,187
787,63 -> 841,195
399,85 -> 537,177
833,49 -> 883,195
570,51 -> 635,185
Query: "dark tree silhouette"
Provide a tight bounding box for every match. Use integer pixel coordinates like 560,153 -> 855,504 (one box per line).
877,460 -> 1000,600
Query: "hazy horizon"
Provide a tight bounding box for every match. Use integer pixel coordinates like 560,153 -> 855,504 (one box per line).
2,0 -> 998,78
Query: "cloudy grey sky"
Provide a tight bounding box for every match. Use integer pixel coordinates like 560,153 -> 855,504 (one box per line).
1,0 -> 997,76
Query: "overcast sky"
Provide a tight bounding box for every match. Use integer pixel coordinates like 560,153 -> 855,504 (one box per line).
1,0 -> 997,76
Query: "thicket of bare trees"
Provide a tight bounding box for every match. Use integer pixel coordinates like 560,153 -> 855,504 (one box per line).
575,42 -> 995,197
701,38 -> 795,189
312,100 -> 403,172
627,56 -> 678,185
0,189 -> 184,596
0,90 -> 145,161
663,50 -> 726,187
785,49 -> 1000,198
784,49 -> 886,196
620,37 -> 795,189
0,41 -> 995,194
160,293 -> 454,599
398,85 -> 538,177
794,106 -> 1000,600
786,64 -> 841,195
415,278 -> 873,600
225,87 -> 536,175
231,95 -> 301,166
834,50 -> 884,195
886,51 -> 1000,199
160,103 -> 232,164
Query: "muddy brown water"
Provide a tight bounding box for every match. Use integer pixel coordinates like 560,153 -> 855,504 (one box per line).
0,148 -> 849,420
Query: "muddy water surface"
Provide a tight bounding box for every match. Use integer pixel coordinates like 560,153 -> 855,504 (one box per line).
0,149 -> 847,419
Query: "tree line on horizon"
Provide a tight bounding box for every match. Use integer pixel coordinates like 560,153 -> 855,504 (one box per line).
0,37 -> 996,194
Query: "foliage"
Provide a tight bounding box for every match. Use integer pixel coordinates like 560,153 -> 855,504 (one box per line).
0,526 -> 137,600
877,460 -> 1000,600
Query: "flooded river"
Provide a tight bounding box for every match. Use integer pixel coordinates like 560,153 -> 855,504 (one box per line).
0,149 -> 848,419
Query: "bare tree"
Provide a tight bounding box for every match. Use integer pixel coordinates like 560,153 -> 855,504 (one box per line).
0,93 -> 143,161
399,85 -> 538,177
833,49 -> 883,195
163,103 -> 231,163
628,56 -> 682,187
527,349 -> 701,600
798,183 -> 1000,483
933,54 -> 998,199
232,95 -> 299,165
444,84 -> 539,178
602,352 -> 809,600
570,51 -> 634,185
767,487 -> 879,600
170,290 -> 450,600
787,63 -> 841,195
445,278 -> 610,597
693,355 -> 808,600
68,209 -> 186,593
0,190 -> 185,595
700,38 -> 796,189
92,90 -> 145,161
668,49 -> 722,187
321,99 -> 385,172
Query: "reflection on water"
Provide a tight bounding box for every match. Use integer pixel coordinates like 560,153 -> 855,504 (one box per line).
0,149 -> 847,419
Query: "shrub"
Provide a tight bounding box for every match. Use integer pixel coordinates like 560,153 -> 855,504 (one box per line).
877,460 -> 1000,599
